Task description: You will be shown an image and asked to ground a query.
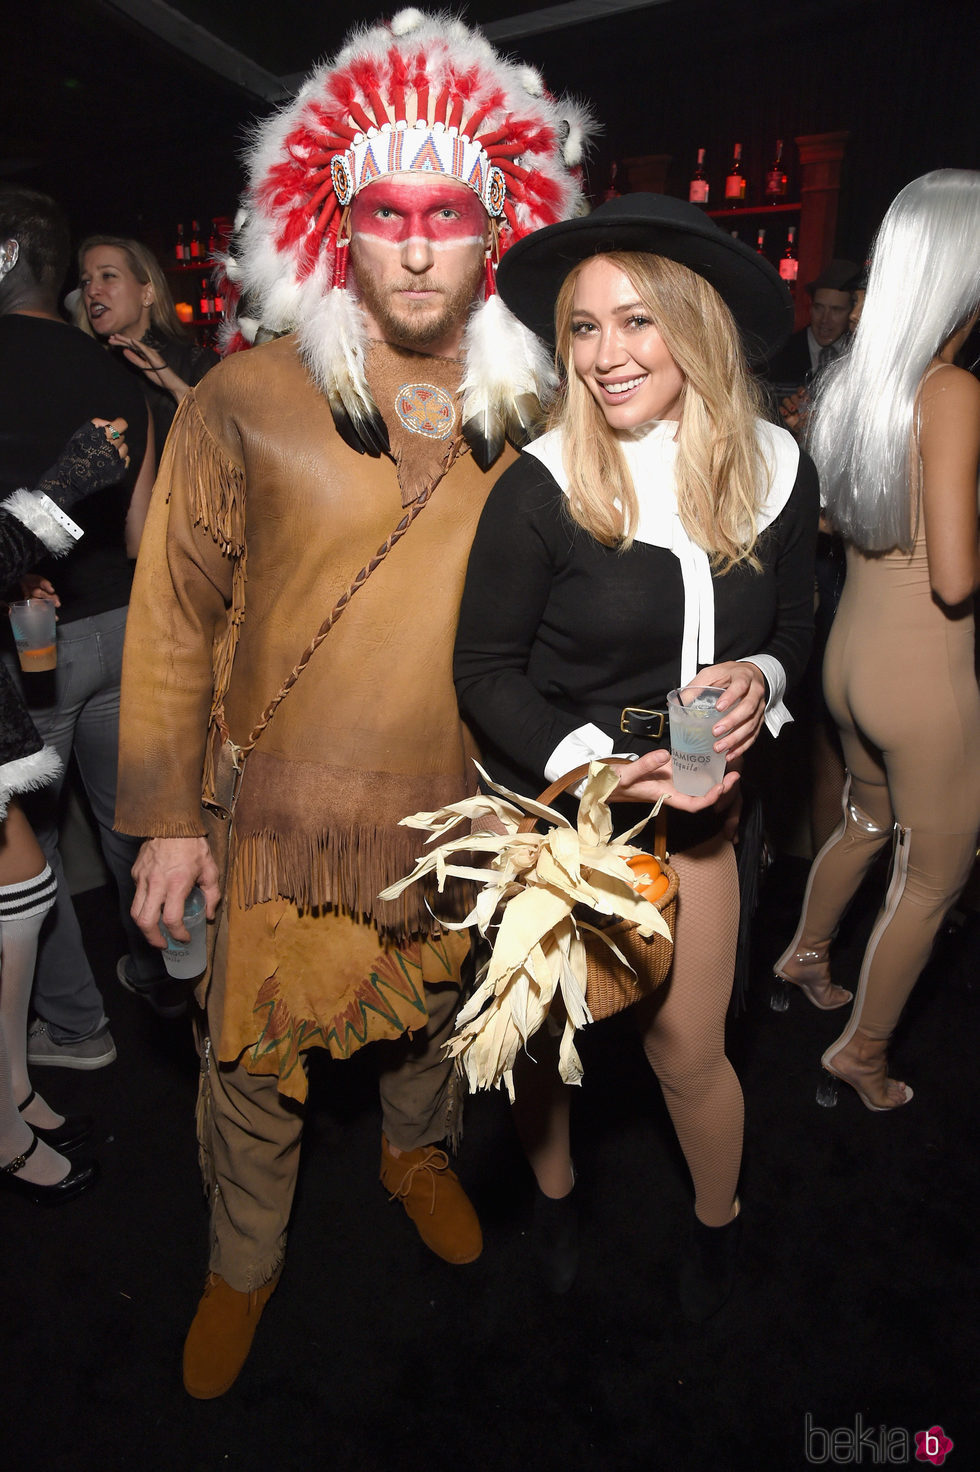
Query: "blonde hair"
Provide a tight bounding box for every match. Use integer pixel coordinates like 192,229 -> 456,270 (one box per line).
551,251 -> 768,571
76,235 -> 188,341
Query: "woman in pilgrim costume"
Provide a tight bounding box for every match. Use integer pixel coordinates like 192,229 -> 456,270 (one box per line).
454,194 -> 818,1314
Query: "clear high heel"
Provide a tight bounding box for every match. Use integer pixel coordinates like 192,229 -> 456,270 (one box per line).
817,1033 -> 913,1112
770,946 -> 853,1012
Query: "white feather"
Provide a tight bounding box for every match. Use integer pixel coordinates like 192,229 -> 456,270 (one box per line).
297,287 -> 375,422
392,7 -> 424,34
459,295 -> 557,426
518,65 -> 544,97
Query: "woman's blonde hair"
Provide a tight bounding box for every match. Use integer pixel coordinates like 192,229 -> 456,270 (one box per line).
551,251 -> 767,570
76,235 -> 188,341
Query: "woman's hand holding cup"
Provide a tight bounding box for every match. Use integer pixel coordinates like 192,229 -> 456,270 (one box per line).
608,747 -> 740,812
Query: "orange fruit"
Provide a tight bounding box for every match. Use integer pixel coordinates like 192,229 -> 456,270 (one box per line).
645,873 -> 670,902
625,852 -> 666,901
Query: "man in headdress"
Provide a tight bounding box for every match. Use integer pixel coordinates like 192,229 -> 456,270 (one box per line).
115,9 -> 592,1398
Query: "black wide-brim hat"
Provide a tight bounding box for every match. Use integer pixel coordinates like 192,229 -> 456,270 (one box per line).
497,192 -> 794,363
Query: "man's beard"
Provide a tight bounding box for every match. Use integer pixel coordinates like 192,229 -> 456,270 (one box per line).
352,258 -> 485,352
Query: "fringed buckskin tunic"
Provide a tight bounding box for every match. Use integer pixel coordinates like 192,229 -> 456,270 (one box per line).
116,334 -> 512,1099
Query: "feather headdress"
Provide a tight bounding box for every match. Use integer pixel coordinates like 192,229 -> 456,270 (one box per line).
220,8 -> 595,465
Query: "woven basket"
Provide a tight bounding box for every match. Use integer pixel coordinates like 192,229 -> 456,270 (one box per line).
523,761 -> 678,1022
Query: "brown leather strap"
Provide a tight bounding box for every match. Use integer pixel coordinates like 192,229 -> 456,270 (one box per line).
519,757 -> 669,858
240,484 -> 436,758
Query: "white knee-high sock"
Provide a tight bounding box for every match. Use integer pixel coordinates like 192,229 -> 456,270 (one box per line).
0,867 -> 57,1115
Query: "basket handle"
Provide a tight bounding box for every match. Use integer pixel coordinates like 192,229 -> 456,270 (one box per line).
519,757 -> 669,859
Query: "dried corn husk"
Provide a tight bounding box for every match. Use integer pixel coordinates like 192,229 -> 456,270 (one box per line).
378,760 -> 670,1097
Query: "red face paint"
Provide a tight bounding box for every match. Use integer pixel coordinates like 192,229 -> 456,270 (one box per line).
349,170 -> 490,357
351,174 -> 487,247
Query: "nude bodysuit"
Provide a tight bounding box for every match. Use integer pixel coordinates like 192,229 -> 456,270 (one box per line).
790,441 -> 980,1043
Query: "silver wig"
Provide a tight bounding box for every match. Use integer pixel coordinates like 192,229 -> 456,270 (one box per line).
808,169 -> 980,552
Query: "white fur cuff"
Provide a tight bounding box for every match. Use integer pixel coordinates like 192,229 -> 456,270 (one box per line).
3,489 -> 83,556
0,745 -> 63,822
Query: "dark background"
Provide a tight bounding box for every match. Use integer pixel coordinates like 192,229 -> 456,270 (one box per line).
2,0 -> 978,271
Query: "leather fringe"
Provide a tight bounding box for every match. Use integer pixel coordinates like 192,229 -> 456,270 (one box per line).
194,1034 -> 216,1202
179,395 -> 247,557
229,824 -> 472,941
171,395 -> 249,806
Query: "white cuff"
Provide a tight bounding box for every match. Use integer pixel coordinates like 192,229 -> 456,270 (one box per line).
544,723 -> 616,785
742,654 -> 793,735
543,724 -> 643,800
0,745 -> 62,821
3,489 -> 84,556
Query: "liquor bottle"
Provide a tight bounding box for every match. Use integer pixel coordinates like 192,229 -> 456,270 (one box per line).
688,148 -> 709,207
207,219 -> 219,257
765,139 -> 788,203
189,221 -> 203,261
755,227 -> 767,256
724,143 -> 747,205
199,277 -> 214,321
174,223 -> 187,263
779,226 -> 799,288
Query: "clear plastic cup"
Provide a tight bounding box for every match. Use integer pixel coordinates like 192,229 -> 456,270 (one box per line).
8,598 -> 57,672
667,685 -> 727,796
159,887 -> 207,978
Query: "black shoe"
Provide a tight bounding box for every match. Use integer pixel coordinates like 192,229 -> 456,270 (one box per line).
18,1090 -> 92,1153
532,1186 -> 580,1295
0,1135 -> 100,1206
678,1209 -> 741,1323
116,955 -> 188,1019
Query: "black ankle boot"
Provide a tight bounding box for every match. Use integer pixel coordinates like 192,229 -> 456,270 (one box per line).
531,1186 -> 580,1295
678,1210 -> 741,1323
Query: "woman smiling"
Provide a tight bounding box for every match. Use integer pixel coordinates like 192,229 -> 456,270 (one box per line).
453,194 -> 819,1315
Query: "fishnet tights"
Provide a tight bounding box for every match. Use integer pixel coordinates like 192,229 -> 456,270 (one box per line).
634,834 -> 743,1227
512,833 -> 743,1226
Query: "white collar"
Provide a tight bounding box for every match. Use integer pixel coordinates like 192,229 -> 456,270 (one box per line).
525,417 -> 799,684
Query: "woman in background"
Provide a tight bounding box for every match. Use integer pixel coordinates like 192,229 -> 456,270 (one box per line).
1,419 -> 128,1203
775,169 -> 980,1109
76,236 -> 217,458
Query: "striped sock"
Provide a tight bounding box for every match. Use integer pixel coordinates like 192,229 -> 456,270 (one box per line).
0,866 -> 56,922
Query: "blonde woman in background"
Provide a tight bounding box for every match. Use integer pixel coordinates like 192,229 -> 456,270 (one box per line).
76,235 -> 217,460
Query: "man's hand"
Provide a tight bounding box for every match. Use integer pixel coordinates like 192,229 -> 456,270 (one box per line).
131,836 -> 221,946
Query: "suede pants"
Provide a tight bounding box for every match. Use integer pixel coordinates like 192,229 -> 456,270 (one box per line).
199,904 -> 464,1292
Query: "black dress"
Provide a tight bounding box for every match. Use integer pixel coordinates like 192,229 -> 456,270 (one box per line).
121,330 -> 218,460
0,502 -> 69,813
454,419 -> 819,853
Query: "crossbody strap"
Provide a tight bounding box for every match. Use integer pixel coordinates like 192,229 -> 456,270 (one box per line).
240,482 -> 437,760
